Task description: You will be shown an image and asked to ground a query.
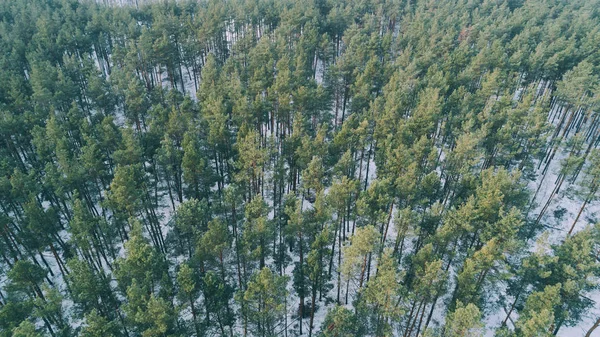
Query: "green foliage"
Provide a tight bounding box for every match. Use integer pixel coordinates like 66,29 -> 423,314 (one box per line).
242,267 -> 288,337
6,260 -> 47,295
114,221 -> 168,292
11,320 -> 42,337
0,1 -> 599,337
359,249 -> 404,335
80,310 -> 120,337
340,225 -> 379,283
515,284 -> 562,337
444,302 -> 484,337
320,305 -> 357,337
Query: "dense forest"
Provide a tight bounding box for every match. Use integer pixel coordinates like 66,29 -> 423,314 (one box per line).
1,0 -> 600,336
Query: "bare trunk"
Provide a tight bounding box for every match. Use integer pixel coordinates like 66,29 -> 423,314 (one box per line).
568,197 -> 589,236
585,316 -> 600,337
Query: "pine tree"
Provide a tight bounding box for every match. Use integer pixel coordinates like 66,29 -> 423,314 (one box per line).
236,130 -> 268,197
182,130 -> 211,200
11,320 -> 42,337
114,220 -> 168,294
443,302 -> 484,337
568,149 -> 600,235
341,225 -> 379,299
67,258 -> 116,318
513,284 -> 562,337
307,228 -> 331,337
242,195 -> 272,270
319,305 -> 357,337
241,267 -> 288,337
80,310 -> 121,337
173,198 -> 210,258
286,194 -> 309,335
176,263 -> 201,336
203,271 -> 235,336
6,260 -> 47,301
359,249 -> 404,336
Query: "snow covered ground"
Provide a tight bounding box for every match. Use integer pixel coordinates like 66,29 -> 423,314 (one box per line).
487,97 -> 600,336
528,157 -> 600,337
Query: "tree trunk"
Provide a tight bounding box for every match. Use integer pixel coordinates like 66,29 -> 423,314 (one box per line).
299,231 -> 304,335
359,253 -> 368,289
569,196 -> 590,236
585,316 -> 600,337
309,285 -> 316,337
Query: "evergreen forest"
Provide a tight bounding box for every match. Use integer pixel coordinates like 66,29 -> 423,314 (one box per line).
1,0 -> 600,336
